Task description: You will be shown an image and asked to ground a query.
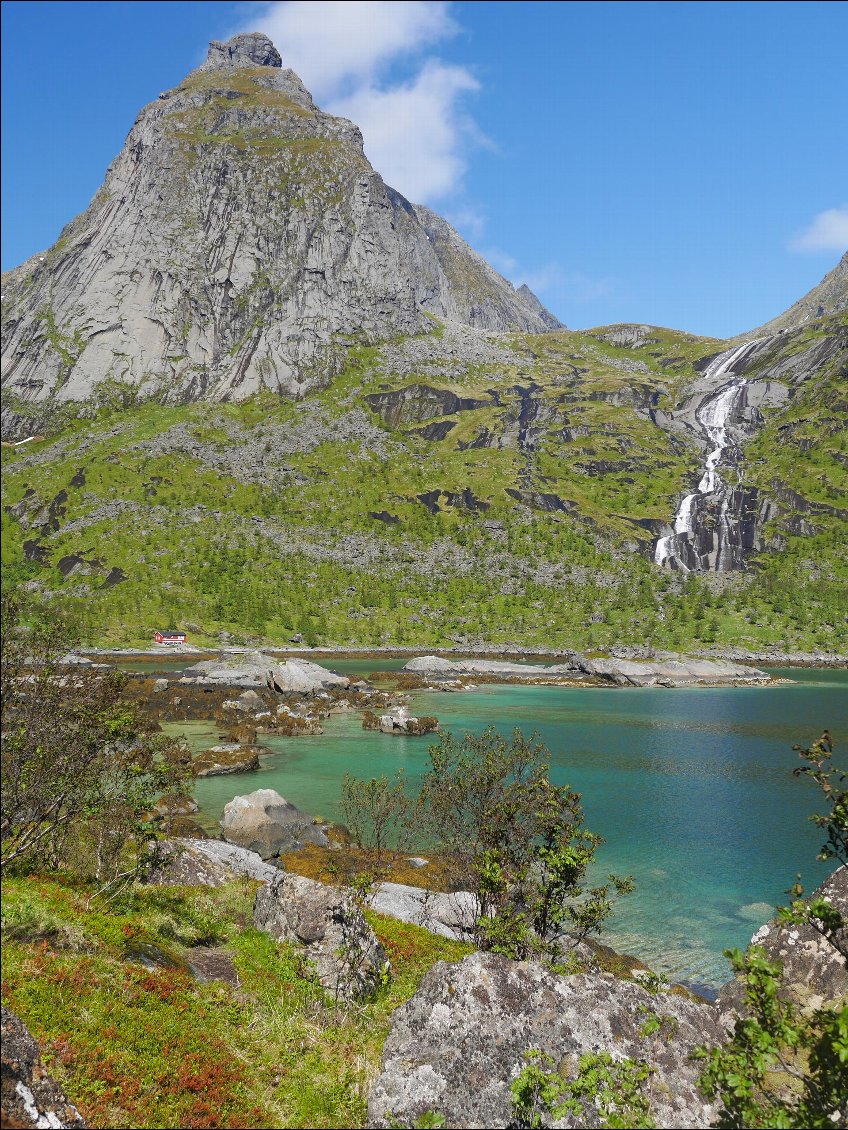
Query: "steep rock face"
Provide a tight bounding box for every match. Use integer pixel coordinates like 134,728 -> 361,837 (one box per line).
1,33 -> 557,414
654,322 -> 847,570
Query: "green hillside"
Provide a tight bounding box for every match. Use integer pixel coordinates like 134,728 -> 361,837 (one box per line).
2,315 -> 846,651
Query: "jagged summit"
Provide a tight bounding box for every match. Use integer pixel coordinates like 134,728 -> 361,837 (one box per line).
205,33 -> 283,69
1,32 -> 561,416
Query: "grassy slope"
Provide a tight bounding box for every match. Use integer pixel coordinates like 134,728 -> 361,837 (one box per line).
1,873 -> 472,1129
1,316 -> 845,651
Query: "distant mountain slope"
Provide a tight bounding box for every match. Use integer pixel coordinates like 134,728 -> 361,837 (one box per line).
0,33 -> 558,418
2,316 -> 844,650
742,250 -> 848,337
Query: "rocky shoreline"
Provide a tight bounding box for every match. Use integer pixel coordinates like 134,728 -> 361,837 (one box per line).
82,643 -> 848,669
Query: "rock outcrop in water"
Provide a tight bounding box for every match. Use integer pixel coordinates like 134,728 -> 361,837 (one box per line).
180,652 -> 349,693
403,653 -> 772,686
0,33 -> 559,418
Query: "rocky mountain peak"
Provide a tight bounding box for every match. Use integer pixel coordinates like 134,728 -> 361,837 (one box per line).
1,32 -> 561,419
205,32 -> 282,70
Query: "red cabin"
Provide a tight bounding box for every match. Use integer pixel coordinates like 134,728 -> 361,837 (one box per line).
154,629 -> 187,646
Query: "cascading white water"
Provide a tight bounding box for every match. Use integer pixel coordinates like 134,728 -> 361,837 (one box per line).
654,340 -> 762,570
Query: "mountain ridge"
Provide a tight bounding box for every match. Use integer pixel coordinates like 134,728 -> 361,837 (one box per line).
739,250 -> 848,339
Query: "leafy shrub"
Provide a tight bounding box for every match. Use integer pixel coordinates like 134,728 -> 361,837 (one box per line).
1,594 -> 190,885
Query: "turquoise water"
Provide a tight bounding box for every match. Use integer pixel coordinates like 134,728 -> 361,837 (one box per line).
188,667 -> 846,990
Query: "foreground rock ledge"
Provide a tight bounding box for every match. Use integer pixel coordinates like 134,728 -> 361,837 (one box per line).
367,951 -> 722,1129
1,1005 -> 87,1129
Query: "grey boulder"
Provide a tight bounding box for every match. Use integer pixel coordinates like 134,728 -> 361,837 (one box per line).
148,837 -> 279,886
369,882 -> 477,941
367,951 -> 722,1129
254,873 -> 389,1000
220,788 -> 328,858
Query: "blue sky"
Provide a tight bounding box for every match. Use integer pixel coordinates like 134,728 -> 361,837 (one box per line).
2,0 -> 846,335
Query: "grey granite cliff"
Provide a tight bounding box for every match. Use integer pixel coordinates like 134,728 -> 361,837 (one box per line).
1,33 -> 560,411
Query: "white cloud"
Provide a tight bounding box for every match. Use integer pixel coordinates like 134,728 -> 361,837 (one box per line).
328,62 -> 479,201
240,1 -> 479,202
247,0 -> 456,100
790,205 -> 848,252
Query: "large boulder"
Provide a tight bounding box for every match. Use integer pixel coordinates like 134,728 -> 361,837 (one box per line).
717,865 -> 847,1025
254,873 -> 389,1000
1,1004 -> 87,1128
220,788 -> 328,858
367,952 -> 722,1129
148,837 -> 280,886
181,651 -> 349,693
369,882 -> 477,941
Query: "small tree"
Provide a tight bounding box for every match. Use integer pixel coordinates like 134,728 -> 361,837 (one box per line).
1,593 -> 189,884
340,771 -> 416,876
419,727 -> 632,960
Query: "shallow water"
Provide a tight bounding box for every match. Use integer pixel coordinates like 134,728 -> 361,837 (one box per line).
184,667 -> 846,989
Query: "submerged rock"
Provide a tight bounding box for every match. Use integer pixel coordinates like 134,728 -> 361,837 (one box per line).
254,872 -> 389,1000
367,952 -> 721,1128
220,788 -> 328,858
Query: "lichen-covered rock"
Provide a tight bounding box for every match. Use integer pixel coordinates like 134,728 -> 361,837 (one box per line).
368,882 -> 477,941
717,865 -> 847,1025
220,788 -> 328,858
254,873 -> 388,999
367,952 -> 722,1129
1,1004 -> 87,1128
148,837 -> 279,886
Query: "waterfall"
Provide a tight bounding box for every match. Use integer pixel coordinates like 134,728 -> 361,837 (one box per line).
654,340 -> 762,571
